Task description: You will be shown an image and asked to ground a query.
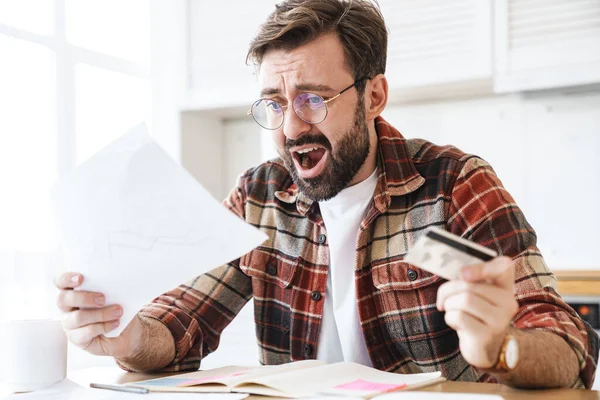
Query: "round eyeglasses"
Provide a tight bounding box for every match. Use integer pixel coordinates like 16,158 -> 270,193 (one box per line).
247,78 -> 369,130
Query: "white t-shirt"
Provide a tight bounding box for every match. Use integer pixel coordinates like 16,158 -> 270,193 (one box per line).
316,169 -> 378,366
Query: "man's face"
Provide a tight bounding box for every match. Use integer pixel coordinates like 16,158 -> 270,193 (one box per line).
259,34 -> 370,201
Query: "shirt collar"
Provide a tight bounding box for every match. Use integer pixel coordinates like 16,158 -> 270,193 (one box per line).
274,116 -> 425,216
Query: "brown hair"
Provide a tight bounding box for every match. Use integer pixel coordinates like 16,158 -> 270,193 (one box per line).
247,0 -> 387,91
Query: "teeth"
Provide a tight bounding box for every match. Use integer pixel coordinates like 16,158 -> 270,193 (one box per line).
296,147 -> 320,154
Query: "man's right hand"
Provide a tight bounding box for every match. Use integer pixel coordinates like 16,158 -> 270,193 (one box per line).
55,272 -> 141,358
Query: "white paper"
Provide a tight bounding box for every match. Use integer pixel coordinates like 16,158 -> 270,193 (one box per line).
3,379 -> 249,399
51,124 -> 267,337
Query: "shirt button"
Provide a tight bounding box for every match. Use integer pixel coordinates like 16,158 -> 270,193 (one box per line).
267,265 -> 277,276
318,234 -> 326,244
407,269 -> 418,281
304,344 -> 313,356
310,291 -> 322,301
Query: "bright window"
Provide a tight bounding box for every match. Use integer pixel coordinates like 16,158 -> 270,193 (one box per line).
0,1 -> 152,331
75,64 -> 152,163
0,36 -> 57,253
65,0 -> 151,63
0,0 -> 54,35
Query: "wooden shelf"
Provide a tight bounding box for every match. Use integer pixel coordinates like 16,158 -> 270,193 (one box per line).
553,270 -> 600,296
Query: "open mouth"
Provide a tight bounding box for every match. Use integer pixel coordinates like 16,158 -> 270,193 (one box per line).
291,146 -> 328,178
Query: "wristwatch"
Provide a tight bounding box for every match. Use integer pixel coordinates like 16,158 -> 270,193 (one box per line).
493,333 -> 519,372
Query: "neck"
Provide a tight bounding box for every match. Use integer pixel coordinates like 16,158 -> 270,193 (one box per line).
348,122 -> 379,186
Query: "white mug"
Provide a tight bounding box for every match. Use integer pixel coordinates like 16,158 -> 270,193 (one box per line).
0,319 -> 67,392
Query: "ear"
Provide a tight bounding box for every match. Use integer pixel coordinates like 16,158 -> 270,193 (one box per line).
364,74 -> 388,121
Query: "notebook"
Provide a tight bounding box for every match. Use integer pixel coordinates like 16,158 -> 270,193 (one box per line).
127,360 -> 445,398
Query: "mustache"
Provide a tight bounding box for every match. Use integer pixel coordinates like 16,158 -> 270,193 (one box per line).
284,134 -> 331,152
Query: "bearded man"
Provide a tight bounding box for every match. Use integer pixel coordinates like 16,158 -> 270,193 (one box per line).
55,0 -> 598,389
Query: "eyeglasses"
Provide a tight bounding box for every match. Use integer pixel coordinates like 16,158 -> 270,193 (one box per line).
247,78 -> 369,130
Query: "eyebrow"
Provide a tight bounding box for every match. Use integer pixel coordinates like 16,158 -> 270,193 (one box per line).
260,83 -> 336,97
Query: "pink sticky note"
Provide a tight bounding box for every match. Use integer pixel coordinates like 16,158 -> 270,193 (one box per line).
334,379 -> 406,393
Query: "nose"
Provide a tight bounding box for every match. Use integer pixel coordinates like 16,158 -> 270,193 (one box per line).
282,105 -> 311,141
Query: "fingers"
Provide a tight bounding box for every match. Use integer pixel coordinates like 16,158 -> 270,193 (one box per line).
55,272 -> 103,313
440,257 -> 517,370
437,279 -> 519,334
444,308 -> 507,369
54,272 -> 83,290
444,309 -> 487,335
461,256 -> 514,289
66,320 -> 120,349
442,291 -> 503,329
62,305 -> 123,330
61,305 -> 122,352
56,289 -> 106,312
437,280 -> 508,310
55,272 -> 124,355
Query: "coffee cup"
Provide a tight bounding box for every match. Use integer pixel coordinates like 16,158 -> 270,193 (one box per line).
0,319 -> 67,392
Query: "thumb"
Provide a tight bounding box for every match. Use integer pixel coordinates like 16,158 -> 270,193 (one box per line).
483,256 -> 515,289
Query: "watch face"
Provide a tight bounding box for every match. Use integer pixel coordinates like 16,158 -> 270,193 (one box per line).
505,337 -> 519,369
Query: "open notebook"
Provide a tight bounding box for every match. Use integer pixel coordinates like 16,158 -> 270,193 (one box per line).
127,360 -> 445,398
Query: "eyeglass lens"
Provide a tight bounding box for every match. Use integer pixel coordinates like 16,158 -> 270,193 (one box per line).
251,93 -> 327,130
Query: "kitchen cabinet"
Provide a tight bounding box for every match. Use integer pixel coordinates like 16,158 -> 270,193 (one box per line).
379,0 -> 494,102
494,0 -> 600,92
181,0 -> 600,111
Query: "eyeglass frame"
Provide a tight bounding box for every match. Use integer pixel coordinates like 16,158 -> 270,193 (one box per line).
247,77 -> 370,130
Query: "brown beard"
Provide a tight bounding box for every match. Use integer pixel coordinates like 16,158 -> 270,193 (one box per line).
280,99 -> 370,201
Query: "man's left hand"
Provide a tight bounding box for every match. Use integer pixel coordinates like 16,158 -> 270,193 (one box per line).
436,256 -> 519,369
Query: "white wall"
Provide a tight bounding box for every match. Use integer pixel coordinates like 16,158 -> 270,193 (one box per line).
181,113 -> 225,200
382,90 -> 600,270
223,119 -> 263,194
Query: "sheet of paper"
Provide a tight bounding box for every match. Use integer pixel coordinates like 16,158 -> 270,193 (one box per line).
3,379 -> 249,399
50,124 -> 267,337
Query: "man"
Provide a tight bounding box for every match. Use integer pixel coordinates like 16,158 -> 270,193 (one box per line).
55,0 -> 598,389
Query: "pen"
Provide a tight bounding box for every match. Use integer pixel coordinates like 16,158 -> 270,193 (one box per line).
90,382 -> 150,394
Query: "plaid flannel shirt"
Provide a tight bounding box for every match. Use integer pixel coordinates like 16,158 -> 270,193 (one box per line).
139,117 -> 598,388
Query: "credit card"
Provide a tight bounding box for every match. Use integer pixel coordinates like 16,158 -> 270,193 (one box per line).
403,227 -> 498,280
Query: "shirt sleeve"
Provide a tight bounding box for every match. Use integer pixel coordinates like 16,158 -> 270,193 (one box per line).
126,173 -> 254,372
447,156 -> 599,389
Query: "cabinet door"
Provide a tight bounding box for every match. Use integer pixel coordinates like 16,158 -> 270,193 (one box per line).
187,1 -> 278,111
495,0 -> 600,92
380,0 -> 493,102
